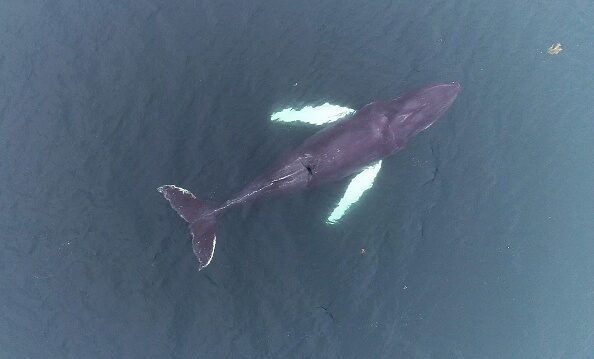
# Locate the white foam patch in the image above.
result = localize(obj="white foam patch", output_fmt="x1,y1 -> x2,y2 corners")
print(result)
326,160 -> 382,224
270,103 -> 355,125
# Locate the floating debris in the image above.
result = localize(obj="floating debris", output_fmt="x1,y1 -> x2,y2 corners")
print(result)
360,248 -> 366,256
547,43 -> 562,55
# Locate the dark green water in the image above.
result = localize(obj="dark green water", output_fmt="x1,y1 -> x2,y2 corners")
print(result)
1,0 -> 593,358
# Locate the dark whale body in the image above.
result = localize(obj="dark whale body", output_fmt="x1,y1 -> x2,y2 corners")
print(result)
159,82 -> 460,270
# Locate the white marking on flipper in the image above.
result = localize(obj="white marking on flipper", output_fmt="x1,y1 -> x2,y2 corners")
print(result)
326,160 -> 382,224
270,103 -> 355,125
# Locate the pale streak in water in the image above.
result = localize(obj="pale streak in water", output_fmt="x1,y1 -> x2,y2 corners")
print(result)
270,103 -> 383,224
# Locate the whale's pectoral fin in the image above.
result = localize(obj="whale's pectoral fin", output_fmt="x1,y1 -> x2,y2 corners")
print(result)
270,103 -> 355,126
326,160 -> 383,224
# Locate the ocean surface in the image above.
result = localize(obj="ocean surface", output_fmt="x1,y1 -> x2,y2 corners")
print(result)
1,0 -> 593,358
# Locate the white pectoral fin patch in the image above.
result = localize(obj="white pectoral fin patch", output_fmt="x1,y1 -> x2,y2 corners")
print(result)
326,160 -> 383,224
270,103 -> 355,126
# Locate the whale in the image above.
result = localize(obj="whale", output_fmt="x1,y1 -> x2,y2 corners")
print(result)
158,82 -> 461,270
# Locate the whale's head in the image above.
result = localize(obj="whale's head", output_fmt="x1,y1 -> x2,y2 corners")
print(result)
385,82 -> 460,145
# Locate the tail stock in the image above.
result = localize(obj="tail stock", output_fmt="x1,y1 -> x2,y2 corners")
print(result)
157,185 -> 217,270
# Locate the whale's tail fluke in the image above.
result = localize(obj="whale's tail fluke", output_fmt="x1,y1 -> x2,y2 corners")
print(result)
157,185 -> 217,270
